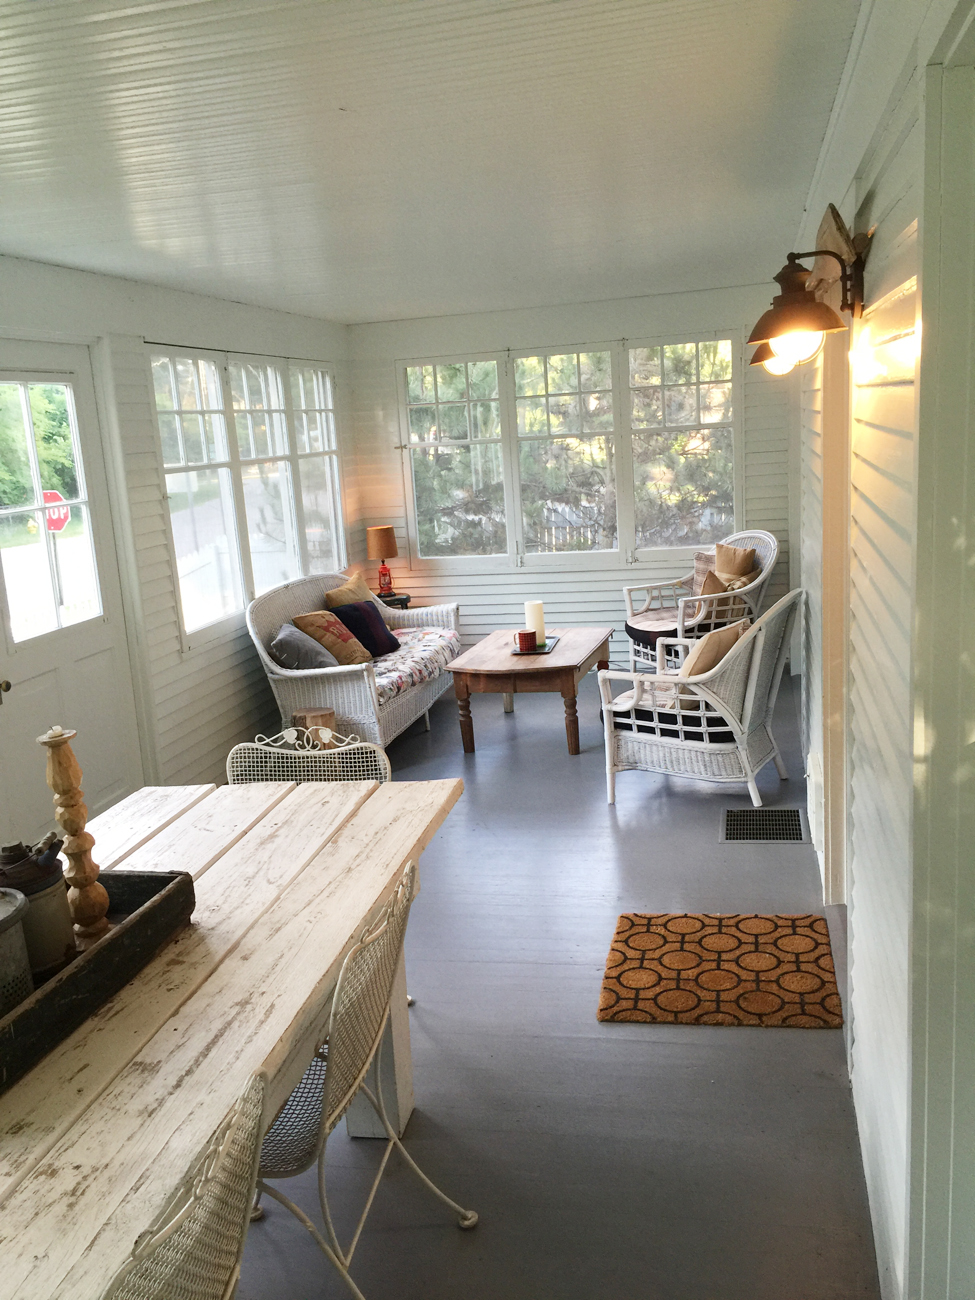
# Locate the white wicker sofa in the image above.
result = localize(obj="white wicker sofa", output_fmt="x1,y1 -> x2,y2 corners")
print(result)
247,573 -> 460,747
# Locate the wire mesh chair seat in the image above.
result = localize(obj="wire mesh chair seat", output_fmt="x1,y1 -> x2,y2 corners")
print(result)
600,589 -> 801,807
226,727 -> 391,786
254,862 -> 477,1300
101,1072 -> 266,1300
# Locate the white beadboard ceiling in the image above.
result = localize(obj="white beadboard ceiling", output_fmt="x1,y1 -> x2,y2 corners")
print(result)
0,0 -> 861,324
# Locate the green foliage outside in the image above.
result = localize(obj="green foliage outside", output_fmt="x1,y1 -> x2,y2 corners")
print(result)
412,445 -> 507,556
633,427 -> 734,547
520,437 -> 617,552
0,384 -> 82,546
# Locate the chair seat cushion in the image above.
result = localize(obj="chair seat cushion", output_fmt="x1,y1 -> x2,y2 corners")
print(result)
612,704 -> 735,745
624,610 -> 680,647
373,627 -> 462,705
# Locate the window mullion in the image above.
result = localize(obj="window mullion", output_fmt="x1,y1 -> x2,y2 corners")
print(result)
612,341 -> 635,563
498,354 -> 523,567
281,364 -> 310,576
220,357 -> 255,601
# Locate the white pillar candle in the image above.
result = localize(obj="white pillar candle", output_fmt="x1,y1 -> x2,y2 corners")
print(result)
525,600 -> 545,644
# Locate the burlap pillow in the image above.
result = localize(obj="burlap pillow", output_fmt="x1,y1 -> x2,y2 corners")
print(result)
293,609 -> 372,664
692,551 -> 716,596
700,570 -> 728,595
679,619 -> 751,678
324,572 -> 375,609
714,542 -> 756,577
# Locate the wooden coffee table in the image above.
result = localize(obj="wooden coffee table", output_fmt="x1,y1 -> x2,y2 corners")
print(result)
446,626 -> 613,755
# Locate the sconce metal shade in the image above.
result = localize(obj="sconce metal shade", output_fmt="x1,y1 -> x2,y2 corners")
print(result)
746,255 -> 848,346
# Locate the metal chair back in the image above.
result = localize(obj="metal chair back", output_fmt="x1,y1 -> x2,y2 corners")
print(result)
101,1073 -> 265,1300
226,728 -> 391,786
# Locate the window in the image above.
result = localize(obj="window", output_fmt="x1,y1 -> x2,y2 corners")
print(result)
150,351 -> 344,637
405,361 -> 506,557
401,338 -> 735,564
628,339 -> 734,548
0,381 -> 101,642
515,350 -> 615,553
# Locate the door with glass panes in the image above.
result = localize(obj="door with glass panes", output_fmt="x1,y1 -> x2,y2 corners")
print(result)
0,341 -> 142,843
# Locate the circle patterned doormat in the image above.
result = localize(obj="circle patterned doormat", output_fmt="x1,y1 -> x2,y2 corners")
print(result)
598,913 -> 843,1027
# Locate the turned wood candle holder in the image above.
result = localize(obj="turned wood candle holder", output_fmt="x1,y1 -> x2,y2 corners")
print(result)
36,725 -> 111,951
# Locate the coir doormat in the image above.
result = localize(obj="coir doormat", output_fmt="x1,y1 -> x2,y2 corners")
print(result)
598,913 -> 842,1027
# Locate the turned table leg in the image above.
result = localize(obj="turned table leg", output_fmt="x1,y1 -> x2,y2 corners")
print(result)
456,681 -> 475,753
562,692 -> 580,755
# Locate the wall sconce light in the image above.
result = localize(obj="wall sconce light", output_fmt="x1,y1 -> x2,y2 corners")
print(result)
748,207 -> 868,375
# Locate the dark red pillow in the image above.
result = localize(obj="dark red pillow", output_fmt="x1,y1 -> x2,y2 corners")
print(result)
331,600 -> 400,657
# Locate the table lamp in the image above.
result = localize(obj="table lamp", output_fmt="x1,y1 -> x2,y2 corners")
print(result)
366,525 -> 398,596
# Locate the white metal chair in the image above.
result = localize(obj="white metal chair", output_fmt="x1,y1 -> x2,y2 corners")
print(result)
101,1072 -> 266,1300
226,727 -> 391,786
600,589 -> 801,807
255,861 -> 477,1300
623,530 -> 779,672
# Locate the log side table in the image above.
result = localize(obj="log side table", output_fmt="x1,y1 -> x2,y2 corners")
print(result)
446,626 -> 613,755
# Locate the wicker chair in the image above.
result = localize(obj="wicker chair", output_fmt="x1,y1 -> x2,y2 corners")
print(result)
227,727 -> 391,785
101,1072 -> 265,1300
246,574 -> 460,747
623,530 -> 779,672
599,589 -> 801,807
255,861 -> 477,1300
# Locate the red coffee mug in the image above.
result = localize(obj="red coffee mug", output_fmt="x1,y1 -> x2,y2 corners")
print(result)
514,629 -> 537,652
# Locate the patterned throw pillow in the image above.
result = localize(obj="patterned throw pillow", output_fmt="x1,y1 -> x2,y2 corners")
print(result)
331,601 -> 400,657
692,551 -> 716,596
293,609 -> 372,665
324,571 -> 376,610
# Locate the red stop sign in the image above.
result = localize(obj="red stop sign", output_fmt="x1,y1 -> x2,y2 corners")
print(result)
43,490 -> 71,533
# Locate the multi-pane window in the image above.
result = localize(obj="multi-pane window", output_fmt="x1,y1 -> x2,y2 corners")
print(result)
629,340 -> 734,547
405,361 -> 506,557
151,352 -> 344,636
402,338 -> 735,563
514,351 -> 616,553
0,381 -> 101,642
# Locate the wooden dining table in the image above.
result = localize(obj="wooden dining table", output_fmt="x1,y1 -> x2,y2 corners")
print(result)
0,774 -> 462,1300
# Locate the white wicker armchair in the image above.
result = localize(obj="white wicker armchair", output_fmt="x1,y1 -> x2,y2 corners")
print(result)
623,530 -> 779,672
247,574 -> 459,747
600,589 -> 801,807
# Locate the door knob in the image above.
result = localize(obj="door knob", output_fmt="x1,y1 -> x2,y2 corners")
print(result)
0,681 -> 11,705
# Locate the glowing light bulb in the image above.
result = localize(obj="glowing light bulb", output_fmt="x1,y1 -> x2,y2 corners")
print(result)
761,353 -> 796,376
768,330 -> 825,365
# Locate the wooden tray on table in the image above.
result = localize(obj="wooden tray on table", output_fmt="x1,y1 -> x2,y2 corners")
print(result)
0,870 -> 195,1096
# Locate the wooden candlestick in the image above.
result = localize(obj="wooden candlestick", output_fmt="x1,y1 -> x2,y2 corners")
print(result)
36,725 -> 111,951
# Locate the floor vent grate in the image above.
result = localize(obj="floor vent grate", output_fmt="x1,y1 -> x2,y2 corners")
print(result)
722,808 -> 807,842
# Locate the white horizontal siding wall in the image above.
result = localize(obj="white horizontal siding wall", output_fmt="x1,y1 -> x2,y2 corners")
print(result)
351,287 -> 793,658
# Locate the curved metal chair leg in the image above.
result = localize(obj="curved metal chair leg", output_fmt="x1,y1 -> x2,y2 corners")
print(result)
358,1038 -> 478,1229
249,1188 -> 265,1221
257,1182 -> 369,1300
773,750 -> 788,779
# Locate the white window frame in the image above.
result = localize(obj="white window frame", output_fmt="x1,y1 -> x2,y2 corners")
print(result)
147,346 -> 347,652
396,331 -> 742,576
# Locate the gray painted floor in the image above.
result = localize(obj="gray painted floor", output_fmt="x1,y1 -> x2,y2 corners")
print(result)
239,673 -> 880,1299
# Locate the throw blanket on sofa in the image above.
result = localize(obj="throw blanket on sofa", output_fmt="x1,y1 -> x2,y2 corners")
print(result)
373,627 -> 462,706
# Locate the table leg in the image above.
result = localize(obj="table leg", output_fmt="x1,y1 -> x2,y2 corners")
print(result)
502,692 -> 514,713
456,682 -> 475,752
345,949 -> 414,1138
563,691 -> 580,755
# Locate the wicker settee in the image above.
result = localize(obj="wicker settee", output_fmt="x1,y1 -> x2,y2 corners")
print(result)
246,574 -> 460,747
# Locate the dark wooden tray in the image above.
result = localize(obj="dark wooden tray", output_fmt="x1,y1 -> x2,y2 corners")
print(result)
0,870 -> 195,1096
